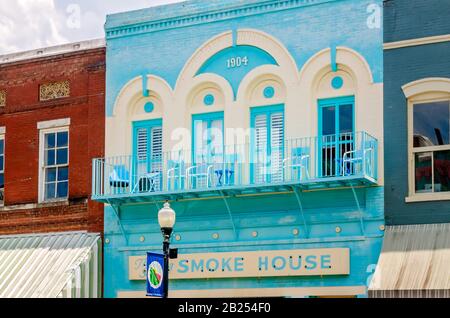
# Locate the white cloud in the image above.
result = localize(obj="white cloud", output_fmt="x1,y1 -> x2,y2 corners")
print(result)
0,0 -> 185,55
0,0 -> 68,54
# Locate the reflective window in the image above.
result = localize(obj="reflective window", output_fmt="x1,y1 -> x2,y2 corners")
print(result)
412,100 -> 450,194
43,130 -> 69,200
413,101 -> 449,147
0,138 -> 4,205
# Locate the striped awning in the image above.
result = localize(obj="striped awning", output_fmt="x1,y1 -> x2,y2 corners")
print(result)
369,223 -> 450,298
0,231 -> 102,298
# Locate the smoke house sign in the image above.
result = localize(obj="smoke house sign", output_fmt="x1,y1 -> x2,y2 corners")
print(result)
129,248 -> 350,280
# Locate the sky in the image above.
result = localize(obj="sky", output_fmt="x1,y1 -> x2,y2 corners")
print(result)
0,0 -> 185,55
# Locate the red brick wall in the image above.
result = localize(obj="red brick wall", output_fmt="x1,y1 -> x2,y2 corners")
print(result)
0,48 -> 105,235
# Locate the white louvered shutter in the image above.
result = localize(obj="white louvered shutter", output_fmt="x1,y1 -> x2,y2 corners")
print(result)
270,112 -> 284,183
254,114 -> 268,184
136,128 -> 148,176
151,126 -> 163,190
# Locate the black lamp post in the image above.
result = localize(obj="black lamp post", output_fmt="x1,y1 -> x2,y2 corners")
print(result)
158,201 -> 176,299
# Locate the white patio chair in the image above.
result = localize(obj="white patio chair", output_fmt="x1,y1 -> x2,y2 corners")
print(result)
342,148 -> 373,176
185,163 -> 214,190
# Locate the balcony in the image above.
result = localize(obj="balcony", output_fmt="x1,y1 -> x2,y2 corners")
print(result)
92,132 -> 378,204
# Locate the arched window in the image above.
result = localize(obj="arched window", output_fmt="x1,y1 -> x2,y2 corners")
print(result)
403,78 -> 450,202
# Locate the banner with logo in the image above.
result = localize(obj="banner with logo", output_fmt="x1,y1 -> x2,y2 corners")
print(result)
146,252 -> 165,298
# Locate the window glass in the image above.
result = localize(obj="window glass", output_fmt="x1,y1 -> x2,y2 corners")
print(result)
434,150 -> 450,192
322,106 -> 335,136
413,101 -> 450,147
415,152 -> 432,193
57,131 -> 68,147
0,138 -> 4,205
339,104 -> 353,134
43,131 -> 69,201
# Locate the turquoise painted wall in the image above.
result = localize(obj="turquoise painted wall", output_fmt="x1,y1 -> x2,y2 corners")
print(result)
104,187 -> 384,297
103,0 -> 384,298
105,0 -> 383,116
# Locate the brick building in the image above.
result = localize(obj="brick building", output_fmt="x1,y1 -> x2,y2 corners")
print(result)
0,39 -> 105,298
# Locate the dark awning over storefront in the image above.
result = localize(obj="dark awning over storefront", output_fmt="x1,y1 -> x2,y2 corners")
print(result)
369,223 -> 450,298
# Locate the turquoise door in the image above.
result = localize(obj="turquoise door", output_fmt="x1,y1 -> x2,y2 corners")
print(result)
318,96 -> 355,177
132,119 -> 163,191
192,112 -> 224,188
251,105 -> 284,184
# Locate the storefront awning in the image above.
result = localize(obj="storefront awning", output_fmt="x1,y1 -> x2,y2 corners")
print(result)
0,231 -> 102,298
369,223 -> 450,298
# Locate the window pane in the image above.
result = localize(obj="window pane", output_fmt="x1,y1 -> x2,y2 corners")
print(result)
46,168 -> 57,182
45,149 -> 55,166
0,140 -> 4,154
0,173 -> 4,188
45,183 -> 56,200
57,132 -> 68,147
322,106 -> 336,136
45,133 -> 56,149
0,155 -> 3,171
56,148 -> 68,165
415,152 -> 433,193
58,167 -> 69,181
414,101 -> 450,147
57,181 -> 68,198
434,150 -> 450,192
339,104 -> 353,134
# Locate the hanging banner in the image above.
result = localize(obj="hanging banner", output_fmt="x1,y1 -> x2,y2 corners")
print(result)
146,252 -> 165,298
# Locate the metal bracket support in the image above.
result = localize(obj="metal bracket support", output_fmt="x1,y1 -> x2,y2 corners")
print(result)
292,186 -> 309,238
350,183 -> 366,236
219,190 -> 238,239
107,200 -> 128,245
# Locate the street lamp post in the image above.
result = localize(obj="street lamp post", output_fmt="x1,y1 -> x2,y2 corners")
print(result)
158,201 -> 176,299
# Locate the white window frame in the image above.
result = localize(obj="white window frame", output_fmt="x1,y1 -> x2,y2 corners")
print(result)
404,78 -> 450,203
38,120 -> 70,203
0,130 -> 5,206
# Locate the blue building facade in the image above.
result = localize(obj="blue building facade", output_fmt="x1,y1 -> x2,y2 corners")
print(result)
95,0 -> 385,298
368,0 -> 450,298
383,0 -> 450,225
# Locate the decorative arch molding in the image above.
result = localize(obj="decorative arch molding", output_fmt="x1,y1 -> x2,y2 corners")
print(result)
112,75 -> 173,117
237,29 -> 300,84
175,29 -> 299,96
175,31 -> 233,91
183,73 -> 234,111
299,46 -> 374,93
402,77 -> 450,99
335,46 -> 374,84
236,64 -> 287,105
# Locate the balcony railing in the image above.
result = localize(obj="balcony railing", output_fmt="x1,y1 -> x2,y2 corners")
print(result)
92,132 -> 378,201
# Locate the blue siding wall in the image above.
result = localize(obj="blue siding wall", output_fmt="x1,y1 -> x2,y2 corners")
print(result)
384,0 -> 450,43
384,1 -> 450,225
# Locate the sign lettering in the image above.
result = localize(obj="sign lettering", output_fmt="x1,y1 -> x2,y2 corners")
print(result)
130,248 -> 350,280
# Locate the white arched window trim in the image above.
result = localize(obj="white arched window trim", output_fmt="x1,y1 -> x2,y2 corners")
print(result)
403,78 -> 450,203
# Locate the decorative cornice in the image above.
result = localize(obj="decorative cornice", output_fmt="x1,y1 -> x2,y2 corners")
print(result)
106,0 -> 335,40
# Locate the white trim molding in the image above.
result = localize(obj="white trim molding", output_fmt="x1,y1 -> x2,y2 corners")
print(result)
384,34 -> 450,50
402,77 -> 450,99
37,125 -> 70,203
0,126 -> 5,134
37,118 -> 71,130
404,80 -> 450,202
406,193 -> 450,203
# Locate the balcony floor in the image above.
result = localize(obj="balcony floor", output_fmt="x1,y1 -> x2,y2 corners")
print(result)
92,174 -> 377,205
